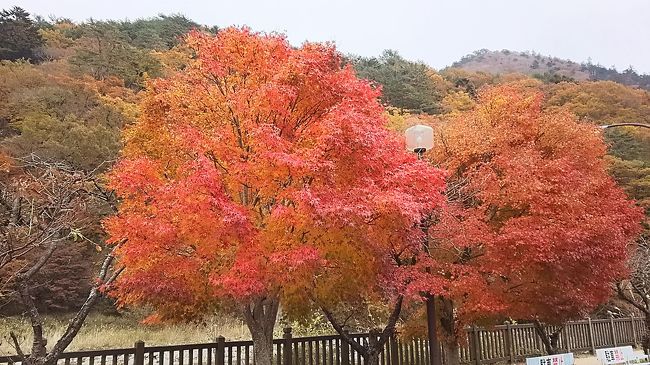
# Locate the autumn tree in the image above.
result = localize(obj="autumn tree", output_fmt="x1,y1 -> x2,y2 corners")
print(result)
544,81 -> 650,214
23,14 -> 202,64
0,44 -> 136,317
405,84 -> 642,362
438,68 -> 496,99
545,81 -> 650,127
105,28 -> 445,365
0,154 -> 121,365
37,20 -> 77,61
545,81 -> 650,328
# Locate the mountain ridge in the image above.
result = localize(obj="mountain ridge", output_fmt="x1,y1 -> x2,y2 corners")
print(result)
450,49 -> 650,90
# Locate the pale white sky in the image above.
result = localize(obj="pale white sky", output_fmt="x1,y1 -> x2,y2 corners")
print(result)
6,0 -> 650,73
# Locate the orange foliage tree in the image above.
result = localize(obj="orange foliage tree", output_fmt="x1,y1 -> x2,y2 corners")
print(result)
105,28 -> 445,365
404,84 -> 643,362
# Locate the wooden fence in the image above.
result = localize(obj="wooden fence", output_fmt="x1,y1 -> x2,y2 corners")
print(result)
1,317 -> 646,365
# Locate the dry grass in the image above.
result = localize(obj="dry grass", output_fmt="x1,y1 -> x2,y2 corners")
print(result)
0,311 -> 337,357
0,313 -> 251,356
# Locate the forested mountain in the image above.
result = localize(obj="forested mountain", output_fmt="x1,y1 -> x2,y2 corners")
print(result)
453,49 -> 650,89
0,7 -> 648,315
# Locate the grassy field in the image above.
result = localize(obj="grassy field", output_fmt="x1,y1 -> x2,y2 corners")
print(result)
0,313 -> 251,356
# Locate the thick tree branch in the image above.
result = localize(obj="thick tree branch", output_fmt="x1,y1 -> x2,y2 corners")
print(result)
45,246 -> 123,363
378,296 -> 403,346
616,281 -> 650,314
21,239 -> 60,280
319,304 -> 367,355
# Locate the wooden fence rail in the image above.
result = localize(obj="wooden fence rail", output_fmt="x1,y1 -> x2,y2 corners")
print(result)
1,317 -> 646,365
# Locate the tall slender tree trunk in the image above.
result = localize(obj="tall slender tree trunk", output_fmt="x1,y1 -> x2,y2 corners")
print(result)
16,278 -> 48,360
426,295 -> 442,365
241,296 -> 280,365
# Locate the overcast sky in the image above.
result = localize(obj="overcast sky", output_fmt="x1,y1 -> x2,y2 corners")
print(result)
7,0 -> 650,73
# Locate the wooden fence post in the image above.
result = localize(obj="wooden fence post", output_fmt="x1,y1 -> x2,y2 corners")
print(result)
588,318 -> 596,355
134,341 -> 145,365
632,315 -> 639,347
216,336 -> 226,365
505,323 -> 514,364
471,326 -> 481,365
341,331 -> 350,365
610,317 -> 618,347
283,327 -> 293,365
390,334 -> 400,365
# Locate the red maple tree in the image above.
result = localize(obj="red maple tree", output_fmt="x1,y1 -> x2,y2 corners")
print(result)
105,28 -> 445,365
404,84 -> 643,361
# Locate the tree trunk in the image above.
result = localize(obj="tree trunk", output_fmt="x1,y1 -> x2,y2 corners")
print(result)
251,333 -> 274,365
443,341 -> 461,365
17,280 -> 48,359
365,351 -> 380,365
241,296 -> 280,365
439,297 -> 461,365
8,248 -> 122,365
363,329 -> 382,365
533,320 -> 563,355
426,295 -> 442,365
642,317 -> 650,355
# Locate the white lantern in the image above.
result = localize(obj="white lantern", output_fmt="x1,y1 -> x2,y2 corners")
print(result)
405,124 -> 434,153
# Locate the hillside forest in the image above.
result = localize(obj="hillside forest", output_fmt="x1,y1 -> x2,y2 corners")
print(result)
0,5 -> 649,355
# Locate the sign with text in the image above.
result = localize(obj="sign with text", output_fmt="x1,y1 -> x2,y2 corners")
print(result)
596,346 -> 649,365
526,353 -> 575,365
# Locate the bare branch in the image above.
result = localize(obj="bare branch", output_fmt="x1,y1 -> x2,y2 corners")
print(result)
9,332 -> 26,361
